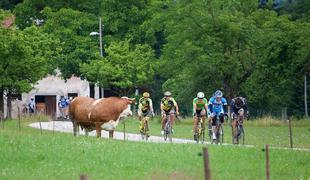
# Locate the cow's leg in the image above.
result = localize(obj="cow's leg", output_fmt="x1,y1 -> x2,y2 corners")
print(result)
95,123 -> 102,138
72,121 -> 78,136
109,130 -> 114,139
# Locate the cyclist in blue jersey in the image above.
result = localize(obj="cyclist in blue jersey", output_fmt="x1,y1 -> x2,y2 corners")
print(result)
58,95 -> 70,119
208,90 -> 227,140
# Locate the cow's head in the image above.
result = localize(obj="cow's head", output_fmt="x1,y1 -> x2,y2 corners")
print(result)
121,97 -> 136,105
120,105 -> 133,118
119,97 -> 136,118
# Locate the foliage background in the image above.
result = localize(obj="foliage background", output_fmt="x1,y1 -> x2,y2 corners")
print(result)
0,0 -> 309,117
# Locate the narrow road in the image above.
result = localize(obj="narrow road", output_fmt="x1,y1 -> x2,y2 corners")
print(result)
29,121 -> 196,144
29,121 -> 310,151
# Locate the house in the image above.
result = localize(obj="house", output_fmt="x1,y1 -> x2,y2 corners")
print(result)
3,74 -> 104,119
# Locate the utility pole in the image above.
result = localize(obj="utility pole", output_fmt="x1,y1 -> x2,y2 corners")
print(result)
99,17 -> 103,57
305,74 -> 308,118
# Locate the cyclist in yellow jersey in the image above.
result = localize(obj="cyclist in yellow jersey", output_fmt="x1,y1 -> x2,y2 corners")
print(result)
138,92 -> 154,132
192,92 -> 208,141
160,91 -> 179,135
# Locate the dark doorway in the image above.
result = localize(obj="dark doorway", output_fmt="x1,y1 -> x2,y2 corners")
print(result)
35,95 -> 56,119
68,93 -> 78,99
89,84 -> 95,98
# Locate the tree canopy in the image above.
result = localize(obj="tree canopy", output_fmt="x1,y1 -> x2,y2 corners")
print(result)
1,0 -> 309,117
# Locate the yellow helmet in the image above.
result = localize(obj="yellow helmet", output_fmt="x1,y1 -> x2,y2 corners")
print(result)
143,92 -> 150,98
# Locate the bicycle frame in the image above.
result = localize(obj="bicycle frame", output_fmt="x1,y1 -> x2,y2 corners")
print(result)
232,114 -> 245,144
210,114 -> 224,144
195,115 -> 205,143
164,114 -> 172,142
140,116 -> 150,141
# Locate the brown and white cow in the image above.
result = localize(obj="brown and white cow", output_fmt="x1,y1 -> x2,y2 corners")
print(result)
69,96 -> 96,136
69,96 -> 135,138
88,97 -> 135,138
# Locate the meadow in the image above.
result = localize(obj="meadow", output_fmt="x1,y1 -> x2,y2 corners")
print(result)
0,116 -> 309,179
118,116 -> 310,149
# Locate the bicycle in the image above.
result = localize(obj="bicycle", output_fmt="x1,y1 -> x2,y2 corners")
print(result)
232,114 -> 245,145
163,114 -> 173,142
194,115 -> 205,143
140,116 -> 150,141
209,114 -> 224,144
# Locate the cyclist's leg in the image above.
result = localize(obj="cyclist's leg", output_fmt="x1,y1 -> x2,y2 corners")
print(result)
169,110 -> 175,132
193,115 -> 198,133
201,109 -> 206,131
161,111 -> 168,134
219,113 -> 225,124
210,113 -> 217,139
238,108 -> 244,123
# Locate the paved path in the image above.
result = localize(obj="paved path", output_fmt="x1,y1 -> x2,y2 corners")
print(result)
29,121 -> 310,151
29,121 -> 197,144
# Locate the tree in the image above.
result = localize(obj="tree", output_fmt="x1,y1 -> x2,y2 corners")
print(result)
41,7 -> 98,79
80,40 -> 155,96
0,25 -> 58,119
13,0 -> 100,29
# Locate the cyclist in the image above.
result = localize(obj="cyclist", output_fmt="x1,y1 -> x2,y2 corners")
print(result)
193,92 -> 208,141
208,90 -> 227,140
160,91 -> 179,135
58,95 -> 70,119
230,96 -> 248,143
138,92 -> 154,133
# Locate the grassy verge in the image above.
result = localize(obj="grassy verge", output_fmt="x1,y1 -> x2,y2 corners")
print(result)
0,119 -> 309,179
117,116 -> 310,149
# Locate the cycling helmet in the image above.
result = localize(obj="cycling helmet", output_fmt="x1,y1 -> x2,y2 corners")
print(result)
214,90 -> 223,98
164,91 -> 172,96
235,97 -> 243,108
197,92 -> 205,99
142,92 -> 150,98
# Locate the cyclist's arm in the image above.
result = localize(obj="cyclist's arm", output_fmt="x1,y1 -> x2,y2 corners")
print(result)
149,99 -> 154,114
222,97 -> 228,114
193,100 -> 197,116
172,98 -> 179,114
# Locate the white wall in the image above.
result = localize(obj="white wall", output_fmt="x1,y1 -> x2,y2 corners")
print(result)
2,75 -> 92,119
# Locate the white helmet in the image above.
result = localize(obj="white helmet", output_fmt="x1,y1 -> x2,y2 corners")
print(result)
164,91 -> 172,96
197,92 -> 205,99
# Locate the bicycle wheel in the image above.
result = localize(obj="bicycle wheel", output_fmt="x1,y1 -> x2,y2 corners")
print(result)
201,126 -> 205,144
168,123 -> 172,142
220,125 -> 224,144
208,123 -> 212,143
238,125 -> 245,145
144,119 -> 149,141
195,120 -> 201,143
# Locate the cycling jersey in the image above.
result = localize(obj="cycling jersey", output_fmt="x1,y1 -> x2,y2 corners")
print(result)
230,97 -> 248,115
193,97 -> 208,110
58,97 -> 69,108
161,97 -> 177,112
139,97 -> 153,112
208,96 -> 227,115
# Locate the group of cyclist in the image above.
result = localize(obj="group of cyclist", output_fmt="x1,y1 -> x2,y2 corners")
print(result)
137,90 -> 248,142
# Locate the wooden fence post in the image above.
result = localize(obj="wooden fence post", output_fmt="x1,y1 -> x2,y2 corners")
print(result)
203,147 -> 211,180
18,106 -> 21,131
265,144 -> 270,180
0,111 -> 4,129
288,117 -> 293,148
123,121 -> 126,141
80,174 -> 88,180
39,114 -> 43,135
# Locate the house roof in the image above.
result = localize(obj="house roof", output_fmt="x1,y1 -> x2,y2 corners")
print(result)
2,16 -> 15,28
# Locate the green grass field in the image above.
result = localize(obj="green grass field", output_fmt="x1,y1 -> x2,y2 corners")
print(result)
0,117 -> 309,179
118,116 -> 310,149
